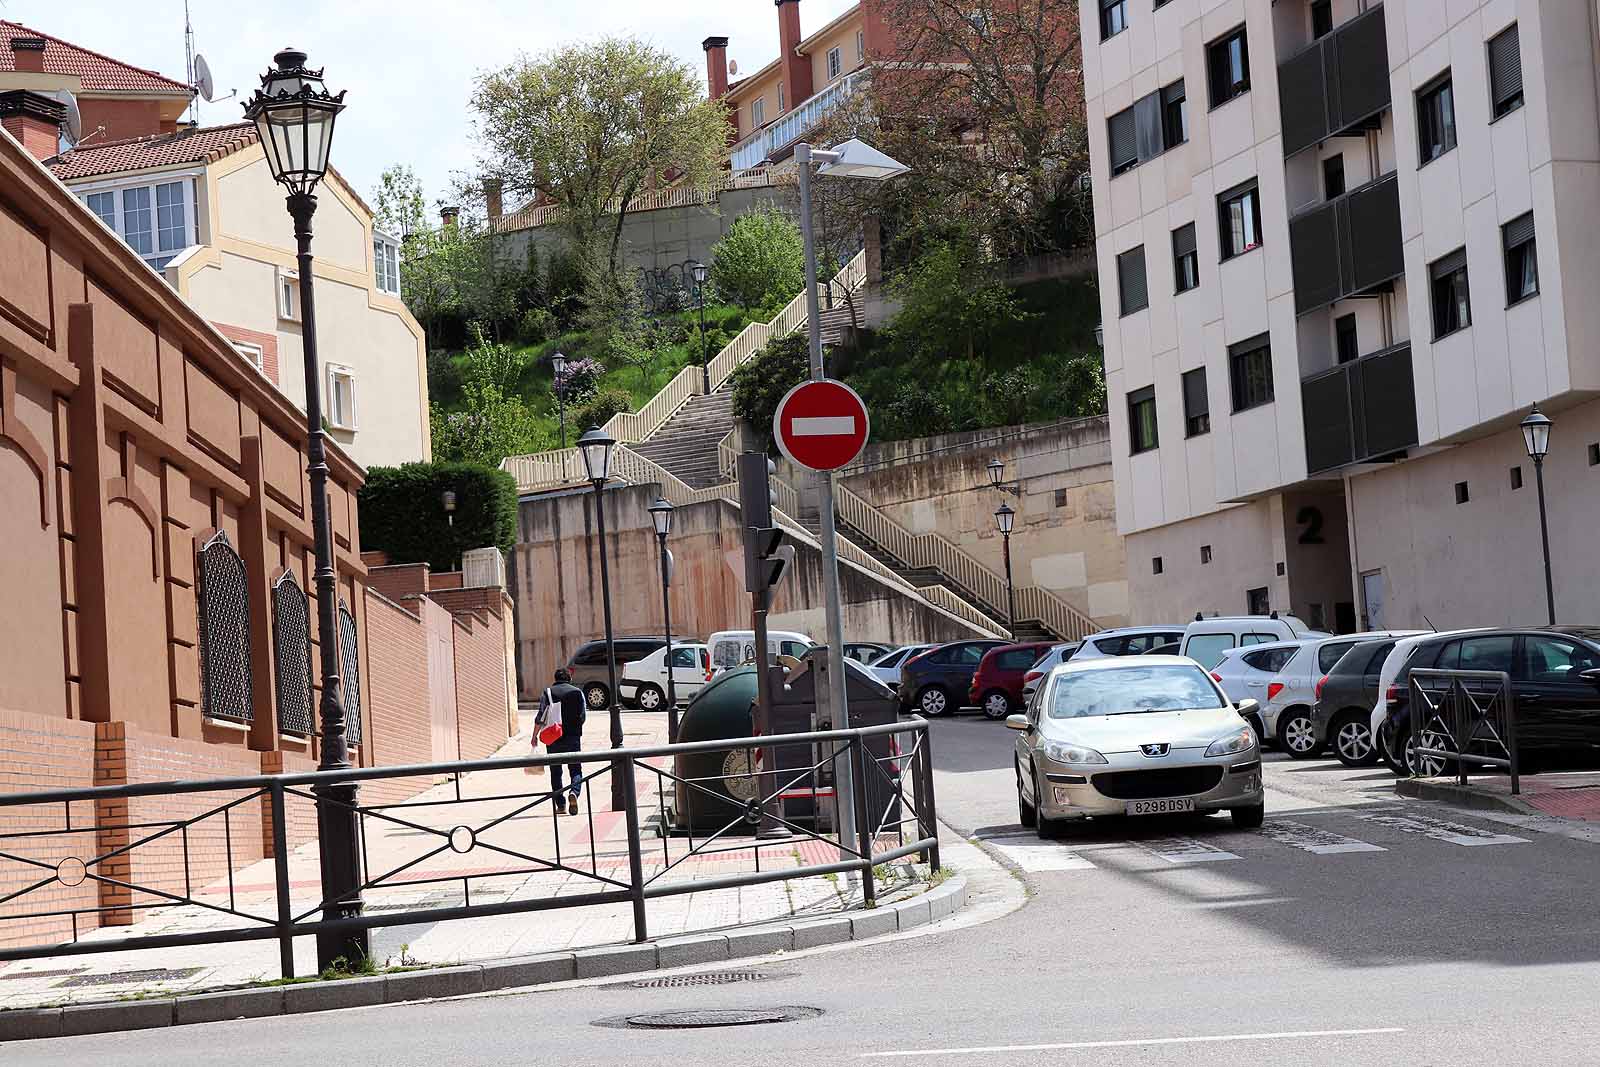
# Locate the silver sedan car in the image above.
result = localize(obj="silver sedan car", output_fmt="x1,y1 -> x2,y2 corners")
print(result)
1009,656 -> 1264,836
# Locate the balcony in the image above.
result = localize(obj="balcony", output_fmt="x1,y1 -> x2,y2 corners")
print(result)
1301,342 -> 1418,475
1289,172 -> 1403,315
1278,4 -> 1390,158
729,69 -> 868,173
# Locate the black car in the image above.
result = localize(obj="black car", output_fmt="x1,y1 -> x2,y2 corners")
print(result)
566,636 -> 669,710
899,640 -> 1008,717
1383,627 -> 1600,774
1310,637 -> 1399,767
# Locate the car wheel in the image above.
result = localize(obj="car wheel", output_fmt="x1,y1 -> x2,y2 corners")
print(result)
1399,725 -> 1455,778
583,682 -> 609,710
917,685 -> 951,717
1277,707 -> 1321,759
1330,712 -> 1378,767
1016,758 -> 1036,829
981,690 -> 1012,720
636,684 -> 664,711
1231,803 -> 1265,829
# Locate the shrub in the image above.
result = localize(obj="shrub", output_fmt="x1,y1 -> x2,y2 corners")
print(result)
710,207 -> 805,310
516,306 -> 557,346
554,356 -> 605,403
570,386 -> 632,430
359,462 -> 517,572
730,334 -> 810,450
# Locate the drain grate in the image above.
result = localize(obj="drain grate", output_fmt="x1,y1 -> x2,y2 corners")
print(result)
55,967 -> 203,988
0,967 -> 86,982
621,970 -> 781,989
621,1006 -> 821,1029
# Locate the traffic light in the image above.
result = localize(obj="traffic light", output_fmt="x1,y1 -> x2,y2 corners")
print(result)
745,526 -> 793,592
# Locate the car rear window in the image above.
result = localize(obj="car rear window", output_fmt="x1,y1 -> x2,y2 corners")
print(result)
570,643 -> 607,667
1317,641 -> 1357,673
1185,634 -> 1235,669
997,649 -> 1038,670
1242,646 -> 1295,673
1049,665 -> 1226,718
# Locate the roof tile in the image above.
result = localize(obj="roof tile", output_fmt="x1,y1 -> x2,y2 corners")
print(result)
47,122 -> 257,181
1,20 -> 192,96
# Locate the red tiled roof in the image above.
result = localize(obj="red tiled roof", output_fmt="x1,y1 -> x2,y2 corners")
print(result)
47,122 -> 257,181
1,20 -> 192,96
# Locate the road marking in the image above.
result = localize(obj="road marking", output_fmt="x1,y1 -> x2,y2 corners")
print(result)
1137,836 -> 1240,863
1257,820 -> 1386,855
1352,810 -> 1529,846
985,835 -> 1096,872
859,1026 -> 1405,1058
791,415 -> 856,436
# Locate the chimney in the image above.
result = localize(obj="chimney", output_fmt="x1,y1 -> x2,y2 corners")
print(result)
703,36 -> 730,101
483,179 -> 503,222
10,37 -> 46,75
774,0 -> 813,111
440,205 -> 459,229
0,90 -> 65,162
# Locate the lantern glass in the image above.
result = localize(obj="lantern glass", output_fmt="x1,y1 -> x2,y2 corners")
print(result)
987,458 -> 1005,487
577,425 -> 615,483
648,496 -> 674,537
440,490 -> 457,513
1520,407 -> 1552,460
243,48 -> 345,196
995,503 -> 1015,535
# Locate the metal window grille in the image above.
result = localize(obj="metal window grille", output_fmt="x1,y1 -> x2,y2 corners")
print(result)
196,530 -> 252,722
338,600 -> 363,746
272,571 -> 315,736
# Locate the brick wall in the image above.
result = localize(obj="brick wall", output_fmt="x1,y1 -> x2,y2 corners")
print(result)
362,590 -> 436,806
367,562 -> 430,604
451,609 -> 511,761
259,748 -> 319,856
0,710 -> 98,949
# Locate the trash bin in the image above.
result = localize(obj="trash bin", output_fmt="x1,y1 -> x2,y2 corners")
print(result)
668,666 -> 762,835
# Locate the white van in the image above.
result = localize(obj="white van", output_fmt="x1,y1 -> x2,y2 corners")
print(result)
706,629 -> 816,674
1179,614 -> 1328,670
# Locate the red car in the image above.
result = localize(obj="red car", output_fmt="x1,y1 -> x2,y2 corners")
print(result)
969,641 -> 1057,720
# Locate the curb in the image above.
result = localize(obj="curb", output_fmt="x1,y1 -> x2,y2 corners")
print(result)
1394,777 -> 1542,816
1,874 -> 967,1041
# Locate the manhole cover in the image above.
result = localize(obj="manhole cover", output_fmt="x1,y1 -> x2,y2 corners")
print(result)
623,1007 -> 820,1029
56,967 -> 203,988
621,970 -> 781,989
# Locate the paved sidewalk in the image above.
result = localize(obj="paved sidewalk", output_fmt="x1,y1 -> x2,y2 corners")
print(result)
1397,770 -> 1600,820
0,709 -> 930,1012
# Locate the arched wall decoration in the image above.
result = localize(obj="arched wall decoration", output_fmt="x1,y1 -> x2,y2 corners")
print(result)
337,599 -> 363,747
0,359 -> 50,528
271,569 -> 315,737
196,529 -> 252,723
104,434 -> 160,579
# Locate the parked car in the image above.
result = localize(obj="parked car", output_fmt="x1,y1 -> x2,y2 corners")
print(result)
619,643 -> 712,710
1265,631 -> 1419,759
867,644 -> 937,692
1311,637 -> 1405,767
566,636 -> 668,710
845,642 -> 894,665
1208,642 -> 1303,742
970,641 -> 1058,719
1143,641 -> 1181,656
1007,656 -> 1264,837
707,629 -> 815,675
1021,642 -> 1083,704
1369,629 -> 1488,771
1068,626 -> 1185,662
899,639 -> 1009,716
1179,614 -> 1328,670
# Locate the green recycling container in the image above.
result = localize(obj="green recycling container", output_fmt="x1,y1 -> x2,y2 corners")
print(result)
670,666 -> 760,834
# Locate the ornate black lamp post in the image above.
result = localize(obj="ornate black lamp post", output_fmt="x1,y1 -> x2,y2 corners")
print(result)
995,502 -> 1017,641
244,46 -> 365,970
578,426 -> 627,810
692,262 -> 710,394
552,351 -> 568,449
1520,405 -> 1556,625
647,497 -> 679,742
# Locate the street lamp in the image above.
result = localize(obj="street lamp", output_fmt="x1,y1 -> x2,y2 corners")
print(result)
995,503 -> 1017,641
1520,405 -> 1556,625
578,425 -> 627,810
244,46 -> 364,972
647,496 -> 680,743
987,458 -> 1004,488
691,262 -> 710,394
440,489 -> 457,527
551,351 -> 568,450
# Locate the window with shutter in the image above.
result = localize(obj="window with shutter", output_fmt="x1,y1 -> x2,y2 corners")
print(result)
1118,246 -> 1148,316
1161,80 -> 1187,149
1172,223 -> 1198,293
1128,386 -> 1158,454
1417,75 -> 1457,164
1228,335 -> 1275,412
1488,24 -> 1523,119
1108,80 -> 1186,178
1182,367 -> 1209,437
1429,248 -> 1471,338
1108,108 -> 1138,174
1502,212 -> 1537,304
1134,94 -> 1163,162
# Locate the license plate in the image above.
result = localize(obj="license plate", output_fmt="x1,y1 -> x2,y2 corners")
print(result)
1128,798 -> 1195,816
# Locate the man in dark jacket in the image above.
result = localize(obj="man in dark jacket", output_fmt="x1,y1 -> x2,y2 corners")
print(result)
541,668 -> 587,815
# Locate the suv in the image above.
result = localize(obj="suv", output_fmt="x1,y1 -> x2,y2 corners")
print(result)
969,641 -> 1057,719
1311,637 -> 1403,767
900,640 -> 1008,717
1068,626 -> 1185,661
566,636 -> 668,710
1179,614 -> 1327,670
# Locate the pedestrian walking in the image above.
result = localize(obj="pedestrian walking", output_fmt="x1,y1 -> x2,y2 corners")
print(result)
538,668 -> 587,816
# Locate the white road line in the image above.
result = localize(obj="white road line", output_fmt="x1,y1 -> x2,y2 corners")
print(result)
1352,810 -> 1530,847
1137,836 -> 1240,864
1257,820 -> 1386,855
859,1026 -> 1406,1058
791,415 -> 855,436
984,835 -> 1096,872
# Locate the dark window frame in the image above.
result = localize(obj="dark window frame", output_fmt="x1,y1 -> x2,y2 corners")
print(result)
1128,385 -> 1159,455
1502,212 -> 1538,306
1311,0 -> 1333,39
1100,0 -> 1128,40
1206,25 -> 1251,109
1118,244 -> 1149,316
1430,247 -> 1472,339
1228,334 -> 1275,413
1182,365 -> 1210,437
1323,154 -> 1346,199
1107,79 -> 1187,179
1217,179 -> 1263,260
1172,222 -> 1199,293
1335,313 -> 1359,364
1416,72 -> 1458,167
1488,23 -> 1524,121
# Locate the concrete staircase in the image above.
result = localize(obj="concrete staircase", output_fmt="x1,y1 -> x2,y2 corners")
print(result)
630,391 -> 736,489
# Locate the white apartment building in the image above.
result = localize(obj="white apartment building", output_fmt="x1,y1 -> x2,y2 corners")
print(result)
1084,0 -> 1600,631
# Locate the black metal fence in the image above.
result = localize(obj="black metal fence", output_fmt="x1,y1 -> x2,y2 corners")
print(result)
0,720 -> 937,979
1407,668 -> 1519,793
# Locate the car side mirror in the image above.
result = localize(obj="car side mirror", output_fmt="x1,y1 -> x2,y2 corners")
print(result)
1235,698 -> 1259,716
1005,714 -> 1029,731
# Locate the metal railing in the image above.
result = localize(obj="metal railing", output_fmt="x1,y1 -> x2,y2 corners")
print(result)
0,721 -> 938,978
730,70 -> 869,172
1406,668 -> 1519,792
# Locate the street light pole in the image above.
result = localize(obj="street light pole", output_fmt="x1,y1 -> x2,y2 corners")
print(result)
245,47 -> 366,970
578,426 -> 627,811
552,351 -> 568,450
996,503 -> 1017,641
693,263 -> 711,395
1520,406 -> 1556,625
648,497 -> 679,743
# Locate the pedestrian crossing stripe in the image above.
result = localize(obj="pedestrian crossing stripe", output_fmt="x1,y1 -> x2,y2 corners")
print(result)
1257,820 -> 1386,855
986,834 -> 1096,872
1137,837 -> 1240,864
1350,810 -> 1529,847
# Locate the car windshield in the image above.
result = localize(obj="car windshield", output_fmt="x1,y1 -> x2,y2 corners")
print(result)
1048,665 -> 1226,718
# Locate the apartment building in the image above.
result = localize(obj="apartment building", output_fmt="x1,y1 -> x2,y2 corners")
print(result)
1085,0 -> 1600,630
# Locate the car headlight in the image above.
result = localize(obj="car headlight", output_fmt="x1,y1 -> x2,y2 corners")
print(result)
1044,740 -> 1109,765
1205,726 -> 1257,757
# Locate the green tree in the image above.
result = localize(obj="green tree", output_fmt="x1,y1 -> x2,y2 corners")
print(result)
709,207 -> 805,311
428,329 -> 540,465
730,334 -> 811,450
884,236 -> 1027,361
373,164 -> 427,239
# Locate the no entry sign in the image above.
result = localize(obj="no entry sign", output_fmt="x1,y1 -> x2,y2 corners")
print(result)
773,379 -> 870,472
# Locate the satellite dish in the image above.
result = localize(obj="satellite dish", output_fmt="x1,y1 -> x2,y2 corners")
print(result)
49,90 -> 83,144
194,54 -> 216,102
728,59 -> 739,75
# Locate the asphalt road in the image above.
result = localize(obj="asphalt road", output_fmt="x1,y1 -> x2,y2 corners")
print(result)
15,714 -> 1600,1065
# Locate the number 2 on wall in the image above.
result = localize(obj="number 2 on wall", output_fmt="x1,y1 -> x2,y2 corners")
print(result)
1296,506 -> 1325,545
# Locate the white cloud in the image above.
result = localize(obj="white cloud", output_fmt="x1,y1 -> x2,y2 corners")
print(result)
12,0 -> 855,213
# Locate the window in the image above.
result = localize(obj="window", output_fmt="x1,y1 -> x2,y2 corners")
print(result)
374,235 -> 401,295
1318,642 -> 1357,672
1488,23 -> 1523,119
1117,245 -> 1148,316
1521,636 -> 1600,682
1172,223 -> 1198,293
1161,80 -> 1187,148
327,365 -> 357,430
1502,212 -> 1537,304
1510,466 -> 1523,490
1217,180 -> 1262,259
78,179 -> 193,274
1207,26 -> 1250,107
156,182 -> 184,255
778,82 -> 785,111
122,186 -> 152,256
857,30 -> 865,61
1186,635 -> 1235,670
1454,480 -> 1470,504
1107,80 -> 1186,177
1054,488 -> 1068,507
279,271 -> 298,321
1590,443 -> 1599,466
1417,75 -> 1457,165
86,190 -> 115,229
196,531 -> 253,723
1182,366 -> 1209,437
1243,646 -> 1296,673
1442,634 -> 1516,674
998,648 -> 1039,670
669,647 -> 699,669
751,97 -> 766,127
1335,313 -> 1358,364
1311,0 -> 1333,39
826,46 -> 842,80
1100,0 -> 1127,40
1152,556 -> 1164,575
1246,587 -> 1270,615
233,341 -> 263,370
1323,154 -> 1345,199
1128,386 -> 1157,454
1430,248 -> 1471,338
1200,544 -> 1213,565
1228,334 -> 1275,412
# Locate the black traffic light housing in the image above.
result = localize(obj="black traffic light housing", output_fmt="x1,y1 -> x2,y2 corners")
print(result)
745,526 -> 790,591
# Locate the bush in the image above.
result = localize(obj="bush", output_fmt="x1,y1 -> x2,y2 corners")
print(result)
516,306 -> 557,346
359,462 -> 517,572
570,386 -> 632,430
730,334 -> 810,450
710,207 -> 805,310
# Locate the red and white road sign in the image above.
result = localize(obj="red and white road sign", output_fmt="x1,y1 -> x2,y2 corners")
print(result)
773,379 -> 870,472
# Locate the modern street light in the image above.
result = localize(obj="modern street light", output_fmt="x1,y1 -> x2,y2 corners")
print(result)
692,262 -> 711,394
244,46 -> 364,971
995,503 -> 1017,641
578,425 -> 627,811
551,351 -> 568,450
647,496 -> 680,743
1520,405 -> 1556,625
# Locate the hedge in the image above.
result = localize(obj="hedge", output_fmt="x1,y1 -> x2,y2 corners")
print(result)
358,462 -> 517,572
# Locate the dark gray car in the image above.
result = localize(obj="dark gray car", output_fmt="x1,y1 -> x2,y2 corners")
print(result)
566,637 -> 668,710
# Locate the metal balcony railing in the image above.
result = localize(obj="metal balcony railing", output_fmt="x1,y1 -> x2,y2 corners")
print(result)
730,70 -> 868,173
1300,341 -> 1418,474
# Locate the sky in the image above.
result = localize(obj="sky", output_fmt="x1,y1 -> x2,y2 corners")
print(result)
5,0 -> 855,214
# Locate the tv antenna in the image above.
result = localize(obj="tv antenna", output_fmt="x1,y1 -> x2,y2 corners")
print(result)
184,2 -> 235,124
